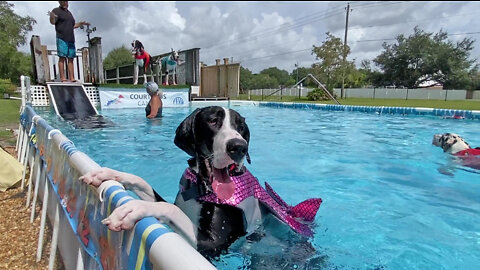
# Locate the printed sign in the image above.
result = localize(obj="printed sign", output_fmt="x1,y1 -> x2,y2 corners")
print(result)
99,88 -> 190,109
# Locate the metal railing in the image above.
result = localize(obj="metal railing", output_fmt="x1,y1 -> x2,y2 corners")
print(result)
17,76 -> 215,270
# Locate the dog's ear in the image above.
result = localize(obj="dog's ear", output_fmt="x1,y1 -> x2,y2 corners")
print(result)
442,136 -> 457,152
245,126 -> 251,164
174,108 -> 201,156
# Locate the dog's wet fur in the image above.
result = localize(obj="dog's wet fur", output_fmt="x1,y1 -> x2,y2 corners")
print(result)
173,106 -> 252,257
432,133 -> 471,154
172,106 -> 322,265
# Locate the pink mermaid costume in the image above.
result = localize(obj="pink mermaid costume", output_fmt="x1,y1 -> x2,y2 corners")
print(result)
180,167 -> 322,237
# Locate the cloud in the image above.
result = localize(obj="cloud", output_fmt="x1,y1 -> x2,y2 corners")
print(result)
10,1 -> 480,74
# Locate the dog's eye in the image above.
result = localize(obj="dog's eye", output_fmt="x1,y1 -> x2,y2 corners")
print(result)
236,124 -> 244,132
208,118 -> 218,126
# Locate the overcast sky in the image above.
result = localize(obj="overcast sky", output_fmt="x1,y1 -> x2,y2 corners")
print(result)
11,1 -> 480,74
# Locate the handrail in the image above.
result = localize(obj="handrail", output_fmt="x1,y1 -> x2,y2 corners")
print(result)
17,79 -> 215,269
263,87 -> 284,99
293,74 -> 341,105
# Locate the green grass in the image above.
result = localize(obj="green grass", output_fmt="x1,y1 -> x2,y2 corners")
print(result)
98,83 -> 190,89
235,95 -> 480,110
0,99 -> 21,147
0,99 -> 21,125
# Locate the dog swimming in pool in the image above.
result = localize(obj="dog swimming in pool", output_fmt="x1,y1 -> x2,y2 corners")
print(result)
80,106 -> 323,263
432,133 -> 480,172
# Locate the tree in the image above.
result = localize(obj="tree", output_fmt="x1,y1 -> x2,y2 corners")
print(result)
250,73 -> 278,89
311,32 -> 355,91
374,26 -> 477,89
239,66 -> 254,92
260,67 -> 291,86
103,45 -> 134,69
291,66 -> 316,87
0,1 -> 36,83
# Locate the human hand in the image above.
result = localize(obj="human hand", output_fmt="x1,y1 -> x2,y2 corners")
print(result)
48,11 -> 58,23
79,167 -> 121,187
47,11 -> 57,17
101,200 -> 155,231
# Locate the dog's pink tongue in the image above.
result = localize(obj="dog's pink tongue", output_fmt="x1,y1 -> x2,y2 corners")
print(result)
212,167 -> 235,200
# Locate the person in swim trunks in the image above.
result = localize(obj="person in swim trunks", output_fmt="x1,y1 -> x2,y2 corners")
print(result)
145,81 -> 163,119
49,1 -> 89,82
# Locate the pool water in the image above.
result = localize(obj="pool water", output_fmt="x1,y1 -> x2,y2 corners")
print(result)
37,105 -> 480,269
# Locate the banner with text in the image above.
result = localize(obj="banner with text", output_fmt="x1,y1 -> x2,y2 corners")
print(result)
99,88 -> 190,109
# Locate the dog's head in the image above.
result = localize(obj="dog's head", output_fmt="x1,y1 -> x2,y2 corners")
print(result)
131,40 -> 143,53
171,48 -> 179,61
174,106 -> 251,182
432,133 -> 471,154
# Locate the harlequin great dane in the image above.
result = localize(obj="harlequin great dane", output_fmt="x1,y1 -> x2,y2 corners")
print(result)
131,39 -> 153,85
432,133 -> 480,170
158,48 -> 183,85
80,106 -> 322,259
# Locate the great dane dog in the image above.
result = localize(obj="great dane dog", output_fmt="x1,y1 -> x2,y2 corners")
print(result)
131,40 -> 153,85
158,48 -> 183,85
432,133 -> 480,171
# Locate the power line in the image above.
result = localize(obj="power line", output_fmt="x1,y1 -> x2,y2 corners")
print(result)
202,7 -> 345,52
349,1 -> 406,10
204,1 -> 413,65
349,11 -> 480,31
213,2 -> 479,69
238,48 -> 312,63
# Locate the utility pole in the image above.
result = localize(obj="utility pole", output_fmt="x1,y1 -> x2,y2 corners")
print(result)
341,3 -> 351,99
295,62 -> 299,83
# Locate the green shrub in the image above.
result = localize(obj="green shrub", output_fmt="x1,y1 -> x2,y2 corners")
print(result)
0,79 -> 17,97
307,88 -> 336,101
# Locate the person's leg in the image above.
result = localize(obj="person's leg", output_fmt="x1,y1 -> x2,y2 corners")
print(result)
58,57 -> 67,82
56,38 -> 69,82
66,42 -> 77,82
67,58 -> 75,82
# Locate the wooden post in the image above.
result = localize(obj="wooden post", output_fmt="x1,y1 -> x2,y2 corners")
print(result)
40,45 -> 51,82
224,58 -> 229,98
30,35 -> 48,84
116,67 -> 120,84
81,47 -> 90,83
88,37 -> 105,84
76,54 -> 81,81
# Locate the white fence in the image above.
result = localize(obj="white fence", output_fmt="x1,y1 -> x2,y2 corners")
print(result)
247,87 -> 480,100
333,88 -> 480,100
247,87 -> 314,98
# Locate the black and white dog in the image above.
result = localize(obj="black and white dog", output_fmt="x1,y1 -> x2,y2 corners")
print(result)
81,106 -> 321,261
172,106 -> 321,258
433,133 -> 480,171
131,39 -> 153,85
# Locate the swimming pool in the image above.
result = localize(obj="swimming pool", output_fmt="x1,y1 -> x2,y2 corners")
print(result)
37,104 -> 480,269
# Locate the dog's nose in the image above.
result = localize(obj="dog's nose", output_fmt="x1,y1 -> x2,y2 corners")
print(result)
226,138 -> 248,162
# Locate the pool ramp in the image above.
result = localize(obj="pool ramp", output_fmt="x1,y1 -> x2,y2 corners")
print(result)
46,82 -> 114,129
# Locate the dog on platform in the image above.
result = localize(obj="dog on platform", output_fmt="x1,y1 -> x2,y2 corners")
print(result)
432,133 -> 480,171
131,40 -> 153,85
80,106 -> 322,260
158,48 -> 183,85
